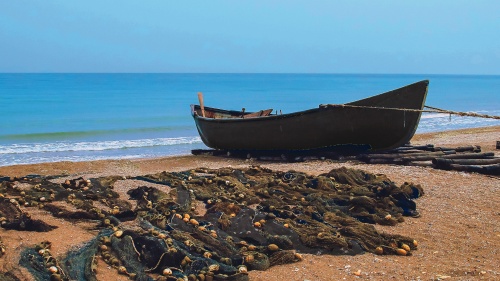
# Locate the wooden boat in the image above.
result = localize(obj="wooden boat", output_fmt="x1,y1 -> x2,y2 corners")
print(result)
190,80 -> 429,152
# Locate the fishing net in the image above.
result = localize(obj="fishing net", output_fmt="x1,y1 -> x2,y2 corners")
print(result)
0,166 -> 423,280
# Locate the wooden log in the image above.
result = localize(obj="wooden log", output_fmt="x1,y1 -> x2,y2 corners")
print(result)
439,152 -> 495,160
191,149 -> 214,156
406,161 -> 434,167
446,164 -> 484,173
258,156 -> 285,161
447,163 -> 500,175
226,150 -> 252,158
462,145 -> 481,152
359,150 -> 452,160
432,145 -> 481,152
191,149 -> 231,156
433,158 -> 500,168
400,151 -> 457,162
483,164 -> 500,175
385,149 -> 429,154
366,158 -> 403,164
401,155 -> 441,162
400,144 -> 434,150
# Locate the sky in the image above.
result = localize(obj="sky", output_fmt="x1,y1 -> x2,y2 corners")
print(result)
1,1 -> 499,74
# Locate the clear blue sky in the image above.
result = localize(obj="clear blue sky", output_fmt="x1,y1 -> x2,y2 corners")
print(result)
1,1 -> 499,74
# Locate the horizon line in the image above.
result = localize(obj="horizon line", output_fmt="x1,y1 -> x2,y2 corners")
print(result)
1,72 -> 500,76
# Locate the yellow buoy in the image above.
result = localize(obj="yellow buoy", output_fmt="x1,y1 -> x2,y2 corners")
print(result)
401,243 -> 411,252
396,248 -> 407,256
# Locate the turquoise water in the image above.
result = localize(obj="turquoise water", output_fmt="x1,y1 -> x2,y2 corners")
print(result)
1,74 -> 499,166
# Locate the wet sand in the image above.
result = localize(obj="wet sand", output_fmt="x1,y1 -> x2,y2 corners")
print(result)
1,126 -> 499,280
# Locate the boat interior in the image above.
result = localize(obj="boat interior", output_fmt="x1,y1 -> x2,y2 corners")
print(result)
194,107 -> 275,119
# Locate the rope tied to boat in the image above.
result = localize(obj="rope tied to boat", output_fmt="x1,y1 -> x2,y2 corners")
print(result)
320,104 -> 500,120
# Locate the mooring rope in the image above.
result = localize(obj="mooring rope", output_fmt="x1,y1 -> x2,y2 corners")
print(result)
319,104 -> 500,120
423,105 -> 500,120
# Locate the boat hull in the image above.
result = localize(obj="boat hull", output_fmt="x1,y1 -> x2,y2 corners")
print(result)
191,80 -> 429,152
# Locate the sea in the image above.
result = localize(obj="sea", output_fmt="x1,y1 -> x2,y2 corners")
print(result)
1,74 -> 499,167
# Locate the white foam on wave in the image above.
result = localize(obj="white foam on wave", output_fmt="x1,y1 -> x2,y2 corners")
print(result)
0,136 -> 202,154
1,154 -> 146,167
418,111 -> 500,133
420,113 -> 449,119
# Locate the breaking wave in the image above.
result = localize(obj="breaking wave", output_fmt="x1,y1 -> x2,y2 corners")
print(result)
0,136 -> 202,155
417,110 -> 500,133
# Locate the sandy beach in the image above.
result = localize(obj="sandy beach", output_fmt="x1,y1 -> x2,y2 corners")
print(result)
1,126 -> 499,281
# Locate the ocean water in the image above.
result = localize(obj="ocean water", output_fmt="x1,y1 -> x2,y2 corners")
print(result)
1,74 -> 499,166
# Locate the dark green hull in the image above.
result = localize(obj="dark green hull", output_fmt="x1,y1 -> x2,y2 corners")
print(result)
191,80 -> 429,152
